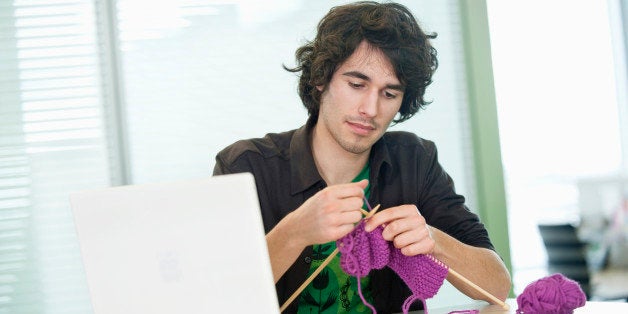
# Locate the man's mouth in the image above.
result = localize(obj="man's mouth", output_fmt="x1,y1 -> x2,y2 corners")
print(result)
347,121 -> 375,135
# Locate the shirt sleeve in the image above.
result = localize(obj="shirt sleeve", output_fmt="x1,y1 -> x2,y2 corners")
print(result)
418,141 -> 495,251
212,153 -> 231,175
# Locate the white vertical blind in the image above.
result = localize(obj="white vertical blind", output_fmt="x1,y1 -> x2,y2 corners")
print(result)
611,0 -> 628,171
0,0 -> 115,312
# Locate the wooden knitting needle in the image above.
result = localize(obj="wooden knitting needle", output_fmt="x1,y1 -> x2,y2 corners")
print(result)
364,204 -> 381,219
279,204 -> 381,312
279,249 -> 337,312
447,267 -> 510,310
360,208 -> 370,216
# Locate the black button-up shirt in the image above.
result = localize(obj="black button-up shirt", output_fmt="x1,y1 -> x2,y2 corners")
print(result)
213,121 -> 494,313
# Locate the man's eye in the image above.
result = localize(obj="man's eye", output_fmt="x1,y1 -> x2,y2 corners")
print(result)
349,82 -> 363,89
385,91 -> 397,99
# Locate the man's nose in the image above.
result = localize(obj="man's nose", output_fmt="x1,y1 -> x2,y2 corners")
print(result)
358,89 -> 379,117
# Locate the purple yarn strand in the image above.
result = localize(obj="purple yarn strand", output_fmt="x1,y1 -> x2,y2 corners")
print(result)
402,295 -> 422,314
363,196 -> 373,212
356,276 -> 377,313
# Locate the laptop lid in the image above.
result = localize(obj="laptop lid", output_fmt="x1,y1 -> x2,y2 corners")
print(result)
69,172 -> 279,313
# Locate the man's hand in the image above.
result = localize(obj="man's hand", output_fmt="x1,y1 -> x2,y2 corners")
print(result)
363,204 -> 434,256
288,179 -> 368,247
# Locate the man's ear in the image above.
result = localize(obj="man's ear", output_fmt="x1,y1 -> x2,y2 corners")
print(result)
316,85 -> 325,92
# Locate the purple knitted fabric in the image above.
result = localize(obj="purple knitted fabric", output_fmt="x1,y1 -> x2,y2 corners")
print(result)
337,220 -> 449,314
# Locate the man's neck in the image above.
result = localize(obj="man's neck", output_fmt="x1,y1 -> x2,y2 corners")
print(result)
311,124 -> 371,186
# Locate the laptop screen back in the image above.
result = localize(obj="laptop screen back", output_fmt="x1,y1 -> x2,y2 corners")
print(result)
70,173 -> 278,313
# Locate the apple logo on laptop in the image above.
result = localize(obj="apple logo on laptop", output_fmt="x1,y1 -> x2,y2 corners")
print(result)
157,250 -> 183,283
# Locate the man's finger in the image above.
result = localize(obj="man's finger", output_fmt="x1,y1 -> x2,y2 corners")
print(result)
364,205 -> 418,232
364,208 -> 398,231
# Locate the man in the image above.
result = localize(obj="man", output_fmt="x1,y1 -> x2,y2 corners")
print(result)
213,1 -> 511,313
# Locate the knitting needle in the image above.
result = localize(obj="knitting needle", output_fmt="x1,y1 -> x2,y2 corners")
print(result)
446,267 -> 510,310
360,196 -> 374,217
279,249 -> 336,312
279,204 -> 381,312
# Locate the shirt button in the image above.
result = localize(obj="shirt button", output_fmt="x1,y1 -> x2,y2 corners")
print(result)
304,256 -> 312,264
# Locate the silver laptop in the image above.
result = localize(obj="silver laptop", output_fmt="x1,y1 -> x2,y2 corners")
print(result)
70,173 -> 279,313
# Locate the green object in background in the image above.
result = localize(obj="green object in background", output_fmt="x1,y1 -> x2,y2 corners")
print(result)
459,0 -> 513,296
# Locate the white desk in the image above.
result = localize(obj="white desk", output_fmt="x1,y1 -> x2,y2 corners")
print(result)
410,298 -> 628,313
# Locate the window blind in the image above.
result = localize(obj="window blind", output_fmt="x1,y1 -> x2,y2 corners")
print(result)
0,0 -> 116,312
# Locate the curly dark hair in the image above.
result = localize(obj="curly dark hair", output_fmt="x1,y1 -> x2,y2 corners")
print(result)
285,1 -> 438,124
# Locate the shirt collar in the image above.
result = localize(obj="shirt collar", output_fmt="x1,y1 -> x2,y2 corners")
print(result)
370,133 -> 393,183
289,120 -> 322,195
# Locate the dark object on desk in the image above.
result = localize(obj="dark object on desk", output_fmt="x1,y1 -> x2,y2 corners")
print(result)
538,223 -> 591,298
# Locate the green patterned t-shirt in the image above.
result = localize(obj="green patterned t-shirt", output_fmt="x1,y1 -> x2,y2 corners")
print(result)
296,164 -> 372,313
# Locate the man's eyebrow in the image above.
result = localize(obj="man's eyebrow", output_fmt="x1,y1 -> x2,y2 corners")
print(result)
342,71 -> 370,81
341,71 -> 405,91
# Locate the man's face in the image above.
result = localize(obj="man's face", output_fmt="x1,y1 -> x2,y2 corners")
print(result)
316,41 -> 404,155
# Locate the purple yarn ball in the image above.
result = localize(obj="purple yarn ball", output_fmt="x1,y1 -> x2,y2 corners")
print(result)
516,273 -> 587,314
